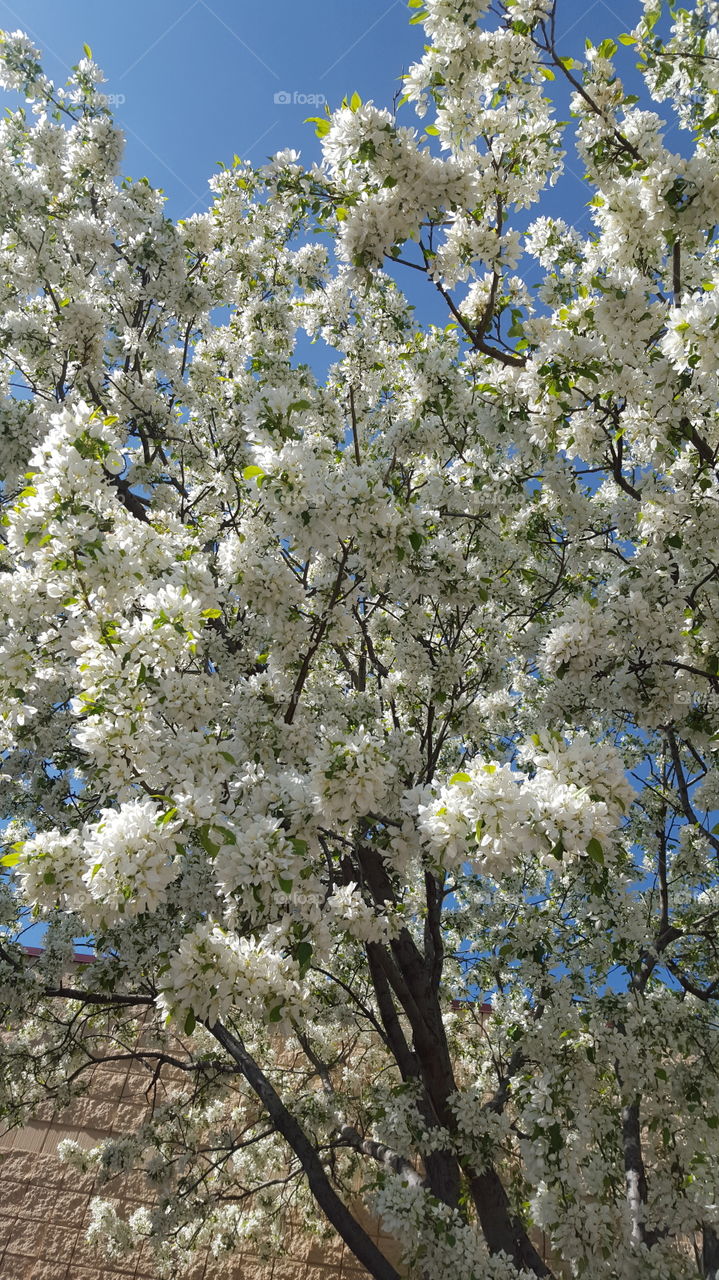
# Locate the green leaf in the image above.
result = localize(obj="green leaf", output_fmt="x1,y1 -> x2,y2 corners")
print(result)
268,1004 -> 283,1023
350,92 -> 362,111
295,940 -> 313,975
598,38 -> 617,58
278,875 -> 293,893
587,837 -> 604,863
699,109 -> 719,133
243,464 -> 264,480
306,116 -> 331,138
546,1121 -> 563,1154
156,806 -> 178,826
184,1009 -> 196,1036
450,771 -> 471,784
198,824 -> 221,857
201,607 -> 222,619
618,33 -> 635,44
644,7 -> 660,31
408,530 -> 423,552
83,42 -> 92,59
0,851 -> 20,868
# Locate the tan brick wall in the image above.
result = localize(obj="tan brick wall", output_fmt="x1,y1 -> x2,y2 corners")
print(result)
0,1059 -> 401,1280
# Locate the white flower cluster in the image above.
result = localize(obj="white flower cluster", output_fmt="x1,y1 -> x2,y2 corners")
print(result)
662,287 -> 719,376
0,29 -> 45,93
325,882 -> 395,945
372,1177 -> 528,1280
521,731 -> 635,820
18,799 -> 181,925
157,922 -> 306,1029
418,736 -> 631,874
322,102 -> 476,269
83,799 -> 182,922
310,726 -> 394,825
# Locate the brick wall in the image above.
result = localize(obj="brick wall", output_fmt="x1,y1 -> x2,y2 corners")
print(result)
0,1057 -> 401,1280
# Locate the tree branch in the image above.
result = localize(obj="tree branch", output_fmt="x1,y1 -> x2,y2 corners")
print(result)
211,1020 -> 402,1280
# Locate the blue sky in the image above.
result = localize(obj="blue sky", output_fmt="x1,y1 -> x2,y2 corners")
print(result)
0,0 -> 670,354
1,0 -> 658,229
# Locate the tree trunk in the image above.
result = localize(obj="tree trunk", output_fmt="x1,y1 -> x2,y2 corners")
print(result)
367,939 -> 554,1277
703,1223 -> 719,1279
468,1168 -> 552,1277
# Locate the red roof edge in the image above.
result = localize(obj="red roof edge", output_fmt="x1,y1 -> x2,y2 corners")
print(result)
22,945 -> 95,964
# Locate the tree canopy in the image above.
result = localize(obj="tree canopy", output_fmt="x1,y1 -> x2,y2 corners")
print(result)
1,2 -> 719,1276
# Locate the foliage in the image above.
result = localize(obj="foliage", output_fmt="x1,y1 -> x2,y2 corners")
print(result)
1,2 -> 719,1276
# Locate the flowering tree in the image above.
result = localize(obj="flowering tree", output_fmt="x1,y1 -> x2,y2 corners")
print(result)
1,1 -> 719,1275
